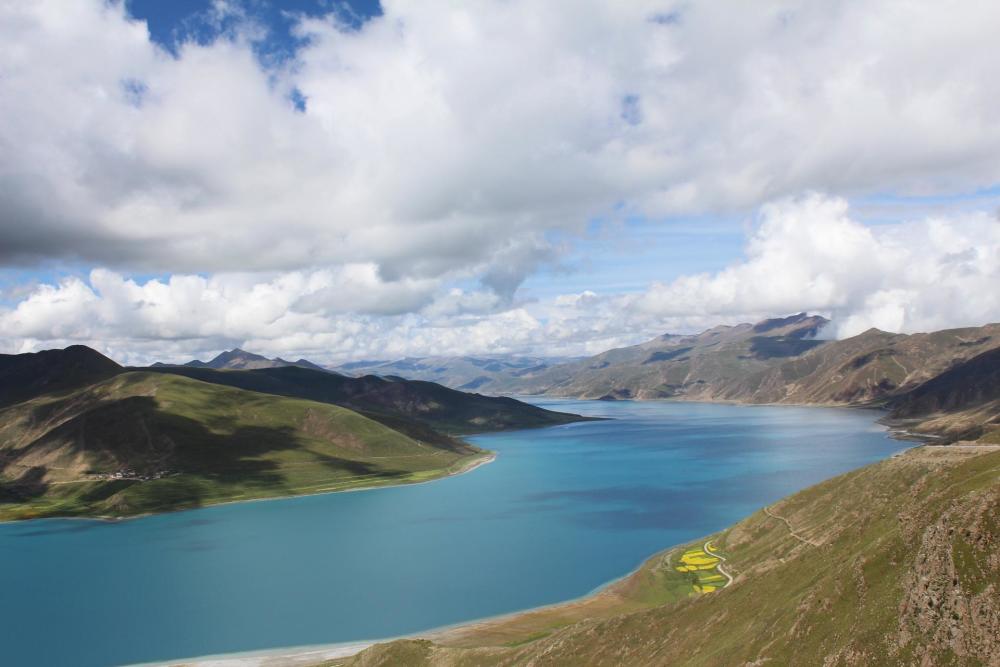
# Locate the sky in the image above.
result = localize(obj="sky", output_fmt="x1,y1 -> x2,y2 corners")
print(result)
1,0 -> 999,365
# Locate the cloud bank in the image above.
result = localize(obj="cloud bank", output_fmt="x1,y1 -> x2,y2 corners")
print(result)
1,1 -> 999,361
3,196 -> 998,364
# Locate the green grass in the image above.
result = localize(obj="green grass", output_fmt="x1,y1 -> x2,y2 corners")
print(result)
0,372 -> 486,521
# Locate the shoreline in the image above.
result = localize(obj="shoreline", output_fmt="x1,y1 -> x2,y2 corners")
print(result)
0,451 -> 497,526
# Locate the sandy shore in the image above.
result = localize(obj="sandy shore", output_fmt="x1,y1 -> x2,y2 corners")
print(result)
135,641 -> 376,666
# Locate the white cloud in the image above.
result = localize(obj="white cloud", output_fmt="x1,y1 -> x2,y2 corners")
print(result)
2,2 -> 1000,363
635,194 -> 1000,337
3,0 -> 1000,283
1,195 -> 998,363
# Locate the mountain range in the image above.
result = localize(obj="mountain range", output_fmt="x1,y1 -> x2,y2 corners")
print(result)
153,348 -> 334,372
348,313 -> 1000,443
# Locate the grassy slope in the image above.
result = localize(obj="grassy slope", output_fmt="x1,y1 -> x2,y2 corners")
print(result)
142,364 -> 592,434
0,372 -> 485,521
334,444 -> 1000,667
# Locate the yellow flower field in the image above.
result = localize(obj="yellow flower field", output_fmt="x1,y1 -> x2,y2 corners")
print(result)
674,541 -> 728,594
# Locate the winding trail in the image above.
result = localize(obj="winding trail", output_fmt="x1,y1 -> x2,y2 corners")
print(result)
704,540 -> 734,588
763,506 -> 822,547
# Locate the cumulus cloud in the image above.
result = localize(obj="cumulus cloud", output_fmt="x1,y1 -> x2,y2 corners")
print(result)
3,0 -> 1000,283
635,194 -> 1000,337
1,195 -> 999,363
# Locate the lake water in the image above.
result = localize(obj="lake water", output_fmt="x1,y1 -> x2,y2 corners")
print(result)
0,400 -> 907,667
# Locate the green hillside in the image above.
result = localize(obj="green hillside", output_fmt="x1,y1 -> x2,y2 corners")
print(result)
0,371 -> 486,521
332,443 -> 1000,666
143,364 -> 592,434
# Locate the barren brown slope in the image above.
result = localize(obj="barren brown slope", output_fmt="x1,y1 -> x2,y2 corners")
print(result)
884,347 -> 1000,443
493,313 -> 830,400
332,443 -> 1000,667
716,323 -> 1000,406
496,317 -> 1000,419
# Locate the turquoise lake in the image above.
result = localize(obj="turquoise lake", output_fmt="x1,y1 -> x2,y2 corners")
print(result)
0,400 -> 908,666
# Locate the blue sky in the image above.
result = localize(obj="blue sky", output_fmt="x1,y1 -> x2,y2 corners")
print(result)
127,0 -> 382,57
1,1 -> 999,363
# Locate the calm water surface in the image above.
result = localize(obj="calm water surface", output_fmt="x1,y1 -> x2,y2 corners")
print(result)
0,400 -> 907,666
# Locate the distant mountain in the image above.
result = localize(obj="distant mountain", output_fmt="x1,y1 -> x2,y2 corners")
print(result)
334,355 -> 574,391
495,314 -> 1000,406
491,313 -> 831,399
152,348 -> 337,373
487,314 -> 1000,441
715,324 -> 1000,407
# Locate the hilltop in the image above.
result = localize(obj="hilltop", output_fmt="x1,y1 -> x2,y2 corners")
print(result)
0,345 -> 122,408
330,442 -> 1000,666
153,348 -> 335,373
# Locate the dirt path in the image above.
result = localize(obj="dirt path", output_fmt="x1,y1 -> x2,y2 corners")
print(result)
705,540 -> 734,587
763,506 -> 822,547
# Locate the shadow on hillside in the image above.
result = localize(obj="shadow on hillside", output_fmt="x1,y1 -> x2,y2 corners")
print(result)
0,465 -> 49,502
310,452 -> 407,479
748,336 -> 825,360
3,395 -> 412,513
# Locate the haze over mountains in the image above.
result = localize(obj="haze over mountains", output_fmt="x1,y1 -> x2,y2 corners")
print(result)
317,313 -> 1000,444
334,355 -> 572,391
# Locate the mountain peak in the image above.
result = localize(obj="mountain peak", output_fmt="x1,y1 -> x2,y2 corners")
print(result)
751,313 -> 829,339
0,345 -> 122,408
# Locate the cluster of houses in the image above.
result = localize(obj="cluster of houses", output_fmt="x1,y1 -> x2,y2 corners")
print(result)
89,469 -> 173,482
